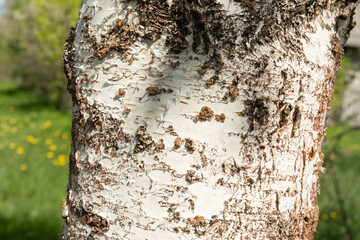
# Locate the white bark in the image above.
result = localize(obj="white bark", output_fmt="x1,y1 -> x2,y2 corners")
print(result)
61,0 -> 358,239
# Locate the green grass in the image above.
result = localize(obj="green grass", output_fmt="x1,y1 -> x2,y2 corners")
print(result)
315,123 -> 360,240
0,82 -> 359,239
0,82 -> 71,240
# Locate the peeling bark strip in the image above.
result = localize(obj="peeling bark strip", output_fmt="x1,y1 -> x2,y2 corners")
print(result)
61,0 -> 358,239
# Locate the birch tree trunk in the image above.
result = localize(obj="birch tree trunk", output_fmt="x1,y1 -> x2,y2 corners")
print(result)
61,0 -> 358,239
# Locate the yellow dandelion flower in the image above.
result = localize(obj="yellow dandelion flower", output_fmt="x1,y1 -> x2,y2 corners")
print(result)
9,142 -> 16,149
11,127 -> 18,133
53,159 -> 59,166
330,211 -> 337,219
45,139 -> 52,145
47,152 -> 54,158
321,214 -> 329,221
61,144 -> 67,150
29,123 -> 36,129
49,144 -> 57,151
9,118 -> 17,124
31,138 -> 38,145
41,120 -> 52,129
54,131 -> 60,137
20,164 -> 27,171
58,155 -> 66,166
16,147 -> 25,155
26,135 -> 35,142
8,106 -> 15,112
61,133 -> 68,139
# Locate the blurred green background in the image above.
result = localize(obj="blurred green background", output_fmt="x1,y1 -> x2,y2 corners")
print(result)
0,1 -> 359,239
0,0 -> 80,239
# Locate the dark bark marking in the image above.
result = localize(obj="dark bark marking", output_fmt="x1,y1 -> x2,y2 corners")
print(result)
221,160 -> 245,177
134,126 -> 153,153
137,0 -> 172,41
227,76 -> 240,100
115,88 -> 126,98
169,60 -> 181,68
290,106 -> 301,138
84,0 -> 226,77
187,215 -> 207,236
75,206 -> 109,233
154,139 -> 165,152
205,75 -> 219,86
185,170 -> 202,183
64,27 -> 83,106
194,106 -> 214,122
279,104 -> 293,128
81,105 -> 131,153
245,99 -> 269,131
92,11 -> 139,60
266,208 -> 318,239
185,138 -> 196,153
174,137 -> 184,149
227,84 -> 239,100
146,86 -> 173,96
215,113 -> 226,123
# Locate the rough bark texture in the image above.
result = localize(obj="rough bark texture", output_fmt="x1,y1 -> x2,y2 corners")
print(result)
61,0 -> 358,239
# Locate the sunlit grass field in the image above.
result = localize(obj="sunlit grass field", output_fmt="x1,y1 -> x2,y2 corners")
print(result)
0,82 -> 359,239
316,122 -> 360,240
0,83 -> 71,239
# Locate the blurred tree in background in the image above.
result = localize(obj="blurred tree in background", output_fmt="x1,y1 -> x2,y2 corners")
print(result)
1,0 -> 82,109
